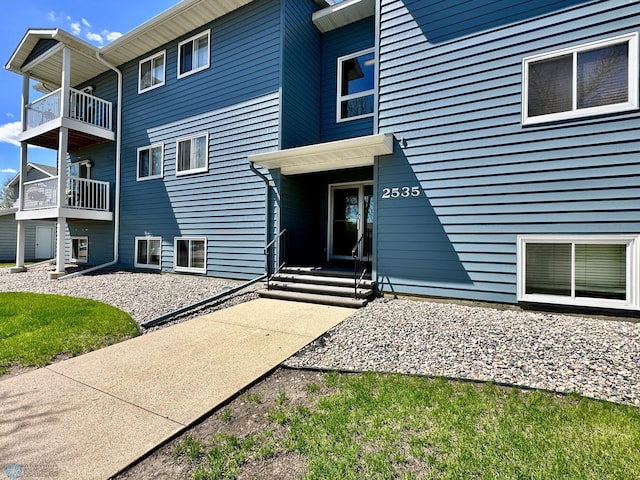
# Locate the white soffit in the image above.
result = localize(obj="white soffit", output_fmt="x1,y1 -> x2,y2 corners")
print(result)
100,0 -> 253,66
312,0 -> 375,33
6,0 -> 253,87
249,133 -> 394,176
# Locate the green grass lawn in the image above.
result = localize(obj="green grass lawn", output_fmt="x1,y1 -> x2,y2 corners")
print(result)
0,292 -> 139,375
175,371 -> 640,480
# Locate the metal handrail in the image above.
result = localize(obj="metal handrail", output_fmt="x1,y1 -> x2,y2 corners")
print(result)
352,232 -> 366,298
264,228 -> 287,289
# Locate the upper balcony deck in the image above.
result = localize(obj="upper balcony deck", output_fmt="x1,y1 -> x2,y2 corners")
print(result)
18,87 -> 115,151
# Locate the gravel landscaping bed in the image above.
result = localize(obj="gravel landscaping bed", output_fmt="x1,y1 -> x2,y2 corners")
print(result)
285,298 -> 640,407
2,265 -> 638,406
0,264 -> 259,328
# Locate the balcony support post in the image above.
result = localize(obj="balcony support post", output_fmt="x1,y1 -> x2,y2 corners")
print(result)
49,217 -> 67,280
9,221 -> 27,273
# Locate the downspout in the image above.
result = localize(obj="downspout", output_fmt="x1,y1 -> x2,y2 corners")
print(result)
249,162 -> 271,275
61,52 -> 122,279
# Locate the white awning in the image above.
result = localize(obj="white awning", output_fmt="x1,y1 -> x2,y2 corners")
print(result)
312,0 -> 375,33
249,133 -> 393,175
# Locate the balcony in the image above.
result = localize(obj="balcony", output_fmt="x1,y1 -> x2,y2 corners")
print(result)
16,176 -> 113,222
19,88 -> 115,150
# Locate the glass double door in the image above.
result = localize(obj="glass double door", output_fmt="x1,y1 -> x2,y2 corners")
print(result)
330,182 -> 373,261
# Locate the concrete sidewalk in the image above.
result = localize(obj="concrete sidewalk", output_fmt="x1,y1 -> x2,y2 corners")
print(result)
0,299 -> 353,480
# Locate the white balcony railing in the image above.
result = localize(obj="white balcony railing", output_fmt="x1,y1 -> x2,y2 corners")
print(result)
25,88 -> 112,131
22,176 -> 110,212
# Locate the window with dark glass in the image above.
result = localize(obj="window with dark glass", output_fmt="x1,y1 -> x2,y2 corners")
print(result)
337,48 -> 375,121
178,31 -> 210,78
523,34 -> 637,124
137,145 -> 163,180
135,237 -> 161,269
139,51 -> 166,93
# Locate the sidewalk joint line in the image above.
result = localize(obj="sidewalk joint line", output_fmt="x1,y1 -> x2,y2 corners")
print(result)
45,367 -> 186,427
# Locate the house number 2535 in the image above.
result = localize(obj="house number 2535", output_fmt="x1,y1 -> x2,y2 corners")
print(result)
381,186 -> 421,199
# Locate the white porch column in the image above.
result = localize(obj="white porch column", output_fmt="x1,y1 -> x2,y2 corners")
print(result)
10,221 -> 27,273
50,47 -> 72,280
49,217 -> 67,280
10,74 -> 31,273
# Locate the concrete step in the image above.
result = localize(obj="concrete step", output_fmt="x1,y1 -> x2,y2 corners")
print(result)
258,289 -> 368,308
267,281 -> 373,299
280,266 -> 372,280
271,273 -> 375,289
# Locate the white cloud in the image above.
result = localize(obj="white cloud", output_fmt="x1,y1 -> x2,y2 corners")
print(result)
48,11 -> 56,21
6,113 -> 14,118
86,32 -> 104,44
0,122 -> 22,147
1,168 -> 17,174
103,31 -> 123,42
82,18 -> 91,27
70,22 -> 81,35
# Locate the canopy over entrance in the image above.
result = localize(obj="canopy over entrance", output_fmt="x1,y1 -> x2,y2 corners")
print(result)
248,133 -> 393,175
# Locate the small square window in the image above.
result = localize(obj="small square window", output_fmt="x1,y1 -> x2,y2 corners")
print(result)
176,133 -> 208,175
522,33 -> 638,124
337,48 -> 376,122
174,237 -> 206,273
178,30 -> 210,78
71,236 -> 88,264
135,237 -> 162,269
137,144 -> 163,181
139,51 -> 166,93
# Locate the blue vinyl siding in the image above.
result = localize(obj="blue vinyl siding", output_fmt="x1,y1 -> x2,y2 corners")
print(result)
118,0 -> 281,279
376,0 -> 640,303
321,17 -> 375,142
281,0 -> 322,149
23,39 -> 59,66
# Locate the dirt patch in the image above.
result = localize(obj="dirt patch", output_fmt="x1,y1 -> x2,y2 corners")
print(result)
114,368 -> 333,480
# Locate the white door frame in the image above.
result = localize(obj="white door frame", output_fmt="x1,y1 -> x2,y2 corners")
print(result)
327,180 -> 373,261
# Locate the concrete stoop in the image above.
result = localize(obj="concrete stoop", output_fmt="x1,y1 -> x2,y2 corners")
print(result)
258,266 -> 375,308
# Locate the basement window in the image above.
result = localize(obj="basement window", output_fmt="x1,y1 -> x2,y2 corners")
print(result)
517,236 -> 639,310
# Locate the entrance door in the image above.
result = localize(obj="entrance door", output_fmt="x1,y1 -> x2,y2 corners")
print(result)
35,225 -> 54,259
329,182 -> 373,261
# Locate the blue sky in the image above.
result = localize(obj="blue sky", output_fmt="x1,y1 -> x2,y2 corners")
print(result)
0,0 -> 179,186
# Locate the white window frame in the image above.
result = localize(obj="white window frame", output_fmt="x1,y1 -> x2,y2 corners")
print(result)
70,236 -> 89,264
177,30 -> 211,79
136,144 -> 164,181
175,132 -> 209,176
138,51 -> 166,94
174,237 -> 207,274
522,33 -> 639,125
517,235 -> 639,310
135,236 -> 162,270
336,47 -> 376,123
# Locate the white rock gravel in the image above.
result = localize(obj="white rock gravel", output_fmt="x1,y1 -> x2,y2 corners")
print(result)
285,298 -> 640,407
2,265 -> 638,406
0,264 -> 259,328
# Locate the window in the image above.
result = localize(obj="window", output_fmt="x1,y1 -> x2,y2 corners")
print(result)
178,30 -> 210,78
522,33 -> 638,124
70,160 -> 91,179
174,237 -> 206,273
137,144 -> 163,181
139,51 -> 166,93
71,237 -> 88,264
517,236 -> 639,310
337,48 -> 376,122
176,133 -> 208,175
135,237 -> 162,269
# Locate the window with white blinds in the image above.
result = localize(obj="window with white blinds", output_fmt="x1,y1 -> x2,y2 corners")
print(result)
518,236 -> 638,310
